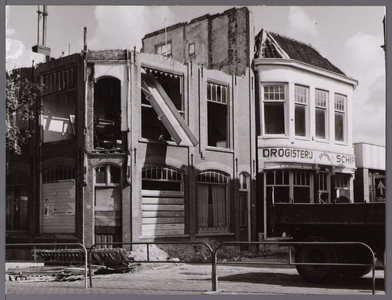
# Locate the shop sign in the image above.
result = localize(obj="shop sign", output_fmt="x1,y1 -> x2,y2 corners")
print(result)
261,147 -> 355,167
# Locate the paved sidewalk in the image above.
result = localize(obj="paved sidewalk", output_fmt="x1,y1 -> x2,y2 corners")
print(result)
5,263 -> 385,295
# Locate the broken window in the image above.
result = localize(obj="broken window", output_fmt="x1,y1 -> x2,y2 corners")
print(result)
207,82 -> 229,148
141,67 -> 197,147
94,77 -> 122,151
155,42 -> 172,57
42,92 -> 76,143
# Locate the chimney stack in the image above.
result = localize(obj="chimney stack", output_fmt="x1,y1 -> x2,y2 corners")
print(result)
32,5 -> 51,60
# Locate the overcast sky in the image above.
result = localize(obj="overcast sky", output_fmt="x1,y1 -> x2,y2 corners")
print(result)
6,5 -> 386,146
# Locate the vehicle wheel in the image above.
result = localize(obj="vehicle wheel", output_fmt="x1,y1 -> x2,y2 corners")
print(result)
339,245 -> 373,278
295,237 -> 341,283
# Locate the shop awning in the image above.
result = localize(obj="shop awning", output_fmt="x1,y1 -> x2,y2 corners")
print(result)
141,73 -> 198,147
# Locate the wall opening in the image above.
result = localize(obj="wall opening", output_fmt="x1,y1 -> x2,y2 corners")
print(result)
94,77 -> 122,152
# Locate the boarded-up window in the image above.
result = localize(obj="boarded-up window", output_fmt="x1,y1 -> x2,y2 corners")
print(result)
41,180 -> 76,234
141,167 -> 184,237
94,164 -> 122,248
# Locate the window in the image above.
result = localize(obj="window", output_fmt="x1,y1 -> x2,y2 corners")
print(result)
266,170 -> 290,204
189,43 -> 195,55
198,171 -> 229,231
315,90 -> 328,140
94,77 -> 122,152
95,164 -> 121,186
142,167 -> 183,191
156,42 -> 172,57
334,94 -> 346,142
335,173 -> 350,199
318,171 -> 330,203
295,85 -> 308,137
207,82 -> 229,148
141,68 -> 185,142
293,171 -> 311,203
142,167 -> 185,237
42,166 -> 75,183
263,85 -> 285,135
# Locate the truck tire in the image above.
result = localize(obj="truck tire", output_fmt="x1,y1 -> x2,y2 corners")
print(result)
339,244 -> 373,278
295,237 -> 341,283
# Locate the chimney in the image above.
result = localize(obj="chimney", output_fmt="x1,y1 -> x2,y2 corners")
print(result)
32,5 -> 51,60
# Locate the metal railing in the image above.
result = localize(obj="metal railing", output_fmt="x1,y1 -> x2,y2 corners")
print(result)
5,240 -> 380,294
212,241 -> 378,295
6,243 -> 89,289
88,241 -> 214,288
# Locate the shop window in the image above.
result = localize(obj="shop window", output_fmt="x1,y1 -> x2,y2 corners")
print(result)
334,94 -> 346,142
293,170 -> 311,203
94,77 -> 122,152
142,166 -> 183,191
207,82 -> 229,148
266,170 -> 290,204
141,68 -> 185,142
315,90 -> 328,140
295,85 -> 308,137
198,171 -> 229,231
263,85 -> 285,135
6,172 -> 29,231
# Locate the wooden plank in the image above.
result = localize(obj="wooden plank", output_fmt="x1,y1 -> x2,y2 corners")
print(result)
142,223 -> 184,231
141,204 -> 184,211
142,223 -> 185,236
142,190 -> 184,198
142,228 -> 185,236
142,197 -> 184,205
142,211 -> 185,218
142,217 -> 184,224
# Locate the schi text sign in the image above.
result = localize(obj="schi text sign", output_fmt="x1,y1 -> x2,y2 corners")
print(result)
261,147 -> 355,166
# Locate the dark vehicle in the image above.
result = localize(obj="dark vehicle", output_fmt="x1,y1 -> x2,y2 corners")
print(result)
269,201 -> 385,283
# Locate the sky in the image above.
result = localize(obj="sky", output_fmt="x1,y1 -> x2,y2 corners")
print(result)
5,5 -> 386,146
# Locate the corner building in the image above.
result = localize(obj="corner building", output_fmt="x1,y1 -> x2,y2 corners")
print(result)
253,30 -> 358,237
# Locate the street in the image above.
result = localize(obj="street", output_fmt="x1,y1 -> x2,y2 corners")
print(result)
5,262 -> 385,295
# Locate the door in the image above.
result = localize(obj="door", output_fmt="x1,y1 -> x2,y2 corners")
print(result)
94,187 -> 122,248
239,192 -> 249,251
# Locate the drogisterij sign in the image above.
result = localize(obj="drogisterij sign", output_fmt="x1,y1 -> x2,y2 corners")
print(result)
261,147 -> 355,166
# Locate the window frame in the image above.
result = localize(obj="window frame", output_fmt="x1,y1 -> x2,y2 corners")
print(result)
334,93 -> 346,143
294,85 -> 309,138
188,43 -> 195,55
95,164 -> 121,187
206,81 -> 230,149
262,83 -> 287,136
141,67 -> 187,143
197,170 -> 230,233
315,89 -> 329,141
155,41 -> 172,57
